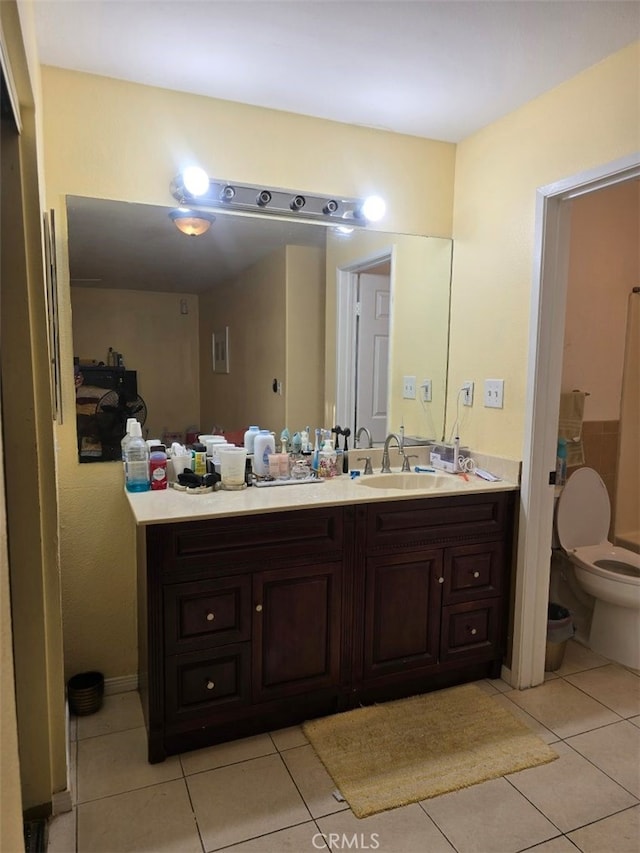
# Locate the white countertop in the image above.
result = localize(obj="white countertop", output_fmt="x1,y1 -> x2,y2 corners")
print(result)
126,471 -> 519,526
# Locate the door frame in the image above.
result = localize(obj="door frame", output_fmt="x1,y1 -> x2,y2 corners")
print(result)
335,246 -> 395,439
510,152 -> 640,689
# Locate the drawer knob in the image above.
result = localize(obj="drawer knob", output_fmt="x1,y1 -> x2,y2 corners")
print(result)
438,577 -> 444,584
473,571 -> 480,579
469,627 -> 477,635
206,680 -> 215,690
255,604 -> 263,612
206,612 -> 215,622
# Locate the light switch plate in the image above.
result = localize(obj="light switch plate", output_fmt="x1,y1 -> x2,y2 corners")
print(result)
484,379 -> 504,408
402,376 -> 416,399
421,379 -> 432,402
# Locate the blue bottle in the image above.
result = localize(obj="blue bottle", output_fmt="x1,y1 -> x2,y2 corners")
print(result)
125,422 -> 150,492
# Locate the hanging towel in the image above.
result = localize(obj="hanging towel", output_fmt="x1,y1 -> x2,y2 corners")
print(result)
558,391 -> 586,467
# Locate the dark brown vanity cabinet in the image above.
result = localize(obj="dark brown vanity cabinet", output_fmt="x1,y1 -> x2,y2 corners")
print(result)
138,490 -> 515,762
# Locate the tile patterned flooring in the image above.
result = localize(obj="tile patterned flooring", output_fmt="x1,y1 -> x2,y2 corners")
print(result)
47,641 -> 640,853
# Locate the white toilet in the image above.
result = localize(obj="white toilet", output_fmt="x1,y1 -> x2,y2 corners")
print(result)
556,467 -> 640,670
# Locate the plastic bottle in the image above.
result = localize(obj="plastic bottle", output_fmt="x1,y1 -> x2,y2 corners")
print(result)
556,438 -> 567,486
318,439 -> 337,478
125,422 -> 150,492
150,444 -> 168,490
121,417 -> 138,471
191,443 -> 207,476
243,426 -> 260,454
253,429 -> 275,477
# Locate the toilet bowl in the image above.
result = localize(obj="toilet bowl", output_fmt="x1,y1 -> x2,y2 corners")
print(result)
556,467 -> 640,669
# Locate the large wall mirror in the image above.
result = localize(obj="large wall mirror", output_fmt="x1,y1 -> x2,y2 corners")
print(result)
67,195 -> 452,462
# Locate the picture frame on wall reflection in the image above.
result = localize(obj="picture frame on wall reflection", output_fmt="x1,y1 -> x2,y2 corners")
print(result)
212,327 -> 230,373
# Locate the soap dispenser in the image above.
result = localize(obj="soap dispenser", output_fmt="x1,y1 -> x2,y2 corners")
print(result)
318,438 -> 337,478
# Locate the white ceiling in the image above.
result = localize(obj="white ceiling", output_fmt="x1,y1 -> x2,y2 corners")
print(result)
33,0 -> 639,143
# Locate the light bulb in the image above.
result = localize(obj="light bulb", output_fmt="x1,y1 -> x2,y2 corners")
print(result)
361,195 -> 386,222
182,166 -> 210,197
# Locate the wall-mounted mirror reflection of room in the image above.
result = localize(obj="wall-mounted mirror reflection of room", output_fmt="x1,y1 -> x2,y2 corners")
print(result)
67,195 -> 452,462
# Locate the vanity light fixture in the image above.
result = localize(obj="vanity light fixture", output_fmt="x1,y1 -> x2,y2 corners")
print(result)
169,208 -> 215,237
181,166 -> 210,197
170,171 -> 386,225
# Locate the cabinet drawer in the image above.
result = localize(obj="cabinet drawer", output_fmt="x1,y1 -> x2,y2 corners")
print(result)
164,576 -> 251,653
365,493 -> 510,551
443,541 -> 505,604
440,598 -> 502,663
165,644 -> 250,723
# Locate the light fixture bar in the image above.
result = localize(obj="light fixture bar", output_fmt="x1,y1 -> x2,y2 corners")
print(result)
170,175 -> 383,224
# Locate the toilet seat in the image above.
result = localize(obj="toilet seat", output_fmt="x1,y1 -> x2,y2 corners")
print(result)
557,467 -> 640,578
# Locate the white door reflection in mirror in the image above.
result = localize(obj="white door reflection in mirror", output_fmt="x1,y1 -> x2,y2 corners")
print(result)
356,270 -> 390,444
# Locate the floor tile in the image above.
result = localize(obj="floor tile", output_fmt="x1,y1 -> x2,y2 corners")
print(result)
520,837 -> 578,852
554,641 -> 609,676
47,808 -> 76,853
507,741 -> 637,833
187,753 -> 310,851
630,715 -> 640,728
490,693 -> 560,744
421,776 -> 558,853
270,725 -> 309,752
77,778 -> 201,852
76,691 -> 145,740
566,720 -> 640,797
77,726 -> 182,803
567,804 -> 640,853
180,733 -> 276,776
565,664 -> 640,718
216,821 -> 327,851
318,802 -> 455,853
504,679 -> 621,738
281,744 -> 349,818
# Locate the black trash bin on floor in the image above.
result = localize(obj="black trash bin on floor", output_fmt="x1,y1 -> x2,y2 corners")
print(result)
67,671 -> 104,716
545,603 -> 574,671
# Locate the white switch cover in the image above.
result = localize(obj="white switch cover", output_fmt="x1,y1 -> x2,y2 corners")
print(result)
421,379 -> 432,402
403,376 -> 416,399
484,379 -> 504,408
462,381 -> 474,406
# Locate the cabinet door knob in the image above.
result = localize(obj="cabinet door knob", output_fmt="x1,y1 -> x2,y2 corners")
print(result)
255,604 -> 263,612
206,680 -> 215,690
438,577 -> 444,584
206,612 -> 215,621
470,627 -> 477,635
473,571 -> 480,579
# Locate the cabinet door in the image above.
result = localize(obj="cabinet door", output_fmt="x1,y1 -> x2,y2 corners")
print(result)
363,550 -> 442,681
252,562 -> 342,703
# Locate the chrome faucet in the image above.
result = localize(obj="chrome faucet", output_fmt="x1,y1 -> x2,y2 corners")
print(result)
355,426 -> 373,449
380,432 -> 404,473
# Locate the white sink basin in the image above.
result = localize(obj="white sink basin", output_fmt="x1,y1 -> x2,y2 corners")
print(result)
356,472 -> 450,490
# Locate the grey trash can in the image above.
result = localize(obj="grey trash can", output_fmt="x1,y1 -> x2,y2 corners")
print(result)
67,671 -> 104,716
545,604 -> 574,671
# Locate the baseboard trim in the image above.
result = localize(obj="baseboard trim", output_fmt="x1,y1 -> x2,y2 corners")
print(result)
51,788 -> 73,815
104,674 -> 138,695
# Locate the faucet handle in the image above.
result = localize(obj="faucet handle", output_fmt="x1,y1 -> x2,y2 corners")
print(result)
402,454 -> 418,472
357,456 -> 373,475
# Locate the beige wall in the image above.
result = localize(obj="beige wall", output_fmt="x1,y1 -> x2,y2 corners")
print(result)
71,287 -> 201,441
563,180 -> 640,420
449,41 -> 639,460
200,249 -> 287,433
42,66 -> 455,678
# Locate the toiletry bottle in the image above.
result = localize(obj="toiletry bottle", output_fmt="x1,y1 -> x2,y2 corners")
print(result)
125,421 -> 150,492
243,425 -> 260,454
120,417 -> 138,472
150,444 -> 168,490
556,438 -> 567,486
318,439 -> 337,478
191,443 -> 207,476
253,429 -> 275,477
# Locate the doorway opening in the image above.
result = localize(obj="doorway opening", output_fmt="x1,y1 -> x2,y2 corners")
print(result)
335,249 -> 393,445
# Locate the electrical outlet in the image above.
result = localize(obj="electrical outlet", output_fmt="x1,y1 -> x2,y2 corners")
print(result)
421,379 -> 432,402
484,379 -> 504,408
402,376 -> 416,399
462,381 -> 474,406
